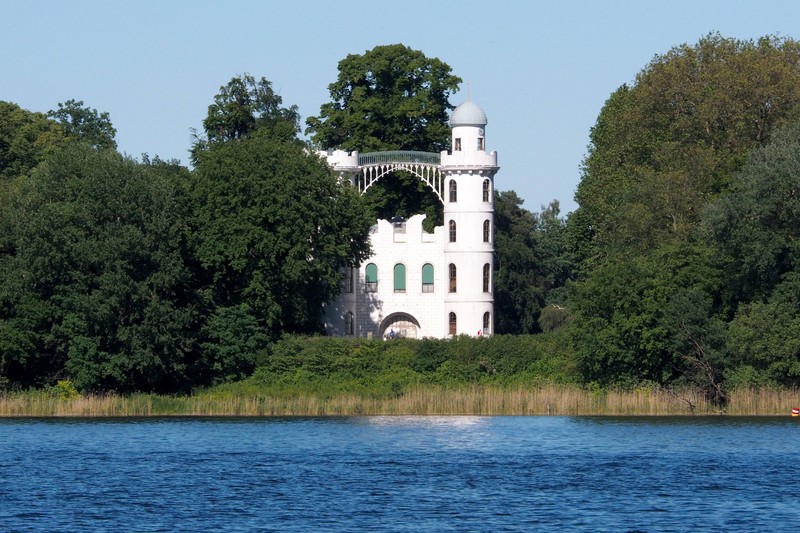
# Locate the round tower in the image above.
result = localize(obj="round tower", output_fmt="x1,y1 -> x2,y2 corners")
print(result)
440,99 -> 499,337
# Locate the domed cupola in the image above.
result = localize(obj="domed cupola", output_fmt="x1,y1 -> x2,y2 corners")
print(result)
450,100 -> 488,128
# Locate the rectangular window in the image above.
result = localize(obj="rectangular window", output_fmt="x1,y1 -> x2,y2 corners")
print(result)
340,268 -> 354,293
477,137 -> 485,151
454,138 -> 461,151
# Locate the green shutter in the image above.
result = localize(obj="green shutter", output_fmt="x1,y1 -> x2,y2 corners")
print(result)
422,263 -> 434,284
365,263 -> 378,283
394,263 -> 406,291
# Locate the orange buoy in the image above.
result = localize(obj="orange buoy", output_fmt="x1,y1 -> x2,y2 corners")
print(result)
792,407 -> 799,417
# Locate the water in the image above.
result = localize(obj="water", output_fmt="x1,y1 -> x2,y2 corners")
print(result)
1,416 -> 799,532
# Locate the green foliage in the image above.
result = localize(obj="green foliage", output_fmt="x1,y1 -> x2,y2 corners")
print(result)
493,192 -> 574,334
51,379 -> 80,399
307,44 -> 460,223
726,272 -> 800,386
190,127 -> 373,335
576,34 -> 800,258
705,121 -> 800,303
198,74 -> 299,148
246,334 -> 578,397
571,244 -> 725,388
0,143 -> 196,392
306,44 -> 460,153
493,191 -> 541,333
47,99 -> 117,150
569,33 -> 800,393
199,305 -> 268,385
0,101 -> 65,207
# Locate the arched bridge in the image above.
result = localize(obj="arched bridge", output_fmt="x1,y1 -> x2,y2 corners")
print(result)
356,151 -> 444,202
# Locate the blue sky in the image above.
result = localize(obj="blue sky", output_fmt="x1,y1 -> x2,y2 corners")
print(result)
4,0 -> 800,214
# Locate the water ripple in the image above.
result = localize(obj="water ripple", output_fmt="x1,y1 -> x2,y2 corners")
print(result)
1,416 -> 799,531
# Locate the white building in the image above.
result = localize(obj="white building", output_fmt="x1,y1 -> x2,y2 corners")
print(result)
322,99 -> 499,339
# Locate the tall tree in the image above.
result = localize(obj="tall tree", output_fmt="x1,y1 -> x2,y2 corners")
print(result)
567,34 -> 800,390
0,102 -> 65,206
493,191 -> 542,334
306,45 -> 461,224
706,121 -> 800,386
306,44 -> 461,153
192,74 -> 300,162
574,34 -> 800,258
0,144 -> 195,391
47,99 -> 117,150
191,128 -> 373,336
706,120 -> 800,304
493,193 -> 573,334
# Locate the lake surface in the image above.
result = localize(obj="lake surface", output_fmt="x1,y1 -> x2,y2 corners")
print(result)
1,416 -> 799,532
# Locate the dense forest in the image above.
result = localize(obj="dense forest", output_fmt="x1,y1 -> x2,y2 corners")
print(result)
2,36 -> 800,403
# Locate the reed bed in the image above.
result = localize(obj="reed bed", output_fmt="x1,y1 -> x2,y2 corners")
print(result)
2,385 -> 798,417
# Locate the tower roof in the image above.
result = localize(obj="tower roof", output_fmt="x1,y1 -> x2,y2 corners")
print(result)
450,100 -> 488,127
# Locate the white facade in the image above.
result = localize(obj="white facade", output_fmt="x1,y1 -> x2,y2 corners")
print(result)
323,99 -> 499,339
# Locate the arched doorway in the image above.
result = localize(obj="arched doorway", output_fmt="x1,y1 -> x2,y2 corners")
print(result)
379,312 -> 421,339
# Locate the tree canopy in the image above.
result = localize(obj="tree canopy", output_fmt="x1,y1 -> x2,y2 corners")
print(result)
190,74 -> 373,338
47,99 -> 117,150
307,44 -> 462,226
0,102 -> 65,206
192,74 -> 300,162
190,127 -> 374,336
0,144 -> 195,391
574,34 -> 800,258
306,44 -> 461,153
567,33 -> 800,397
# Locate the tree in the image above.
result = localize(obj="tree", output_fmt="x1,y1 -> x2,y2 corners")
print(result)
492,193 -> 574,335
306,44 -> 461,153
0,102 -> 65,206
0,143 -> 195,391
195,74 -> 299,152
47,99 -> 117,150
575,34 -> 800,258
493,191 -> 541,334
567,34 -> 800,390
706,120 -> 800,304
190,128 -> 373,337
306,44 -> 461,224
705,121 -> 800,387
570,244 -> 724,388
726,272 -> 800,386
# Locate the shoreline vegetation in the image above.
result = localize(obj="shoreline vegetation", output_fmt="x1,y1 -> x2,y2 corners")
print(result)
1,385 -> 797,417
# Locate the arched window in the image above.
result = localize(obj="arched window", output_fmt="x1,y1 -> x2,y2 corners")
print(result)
394,263 -> 406,293
449,263 -> 457,293
483,263 -> 491,293
449,180 -> 457,203
449,220 -> 456,242
422,263 -> 434,293
483,219 -> 491,243
482,179 -> 490,202
345,311 -> 354,335
483,312 -> 490,335
449,312 -> 457,335
365,263 -> 378,292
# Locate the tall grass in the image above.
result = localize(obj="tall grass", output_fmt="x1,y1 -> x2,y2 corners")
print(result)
2,385 -> 798,417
